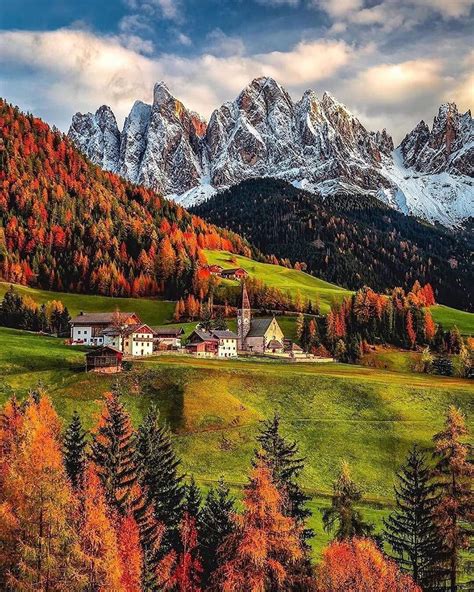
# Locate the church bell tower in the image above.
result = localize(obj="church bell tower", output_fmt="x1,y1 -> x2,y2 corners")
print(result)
237,282 -> 251,350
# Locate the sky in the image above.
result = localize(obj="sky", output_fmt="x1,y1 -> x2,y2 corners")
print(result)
0,0 -> 473,143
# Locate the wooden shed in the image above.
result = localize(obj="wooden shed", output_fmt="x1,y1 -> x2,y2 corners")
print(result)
85,346 -> 123,373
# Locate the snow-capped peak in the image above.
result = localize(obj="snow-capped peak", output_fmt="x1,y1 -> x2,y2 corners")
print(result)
67,78 -> 474,227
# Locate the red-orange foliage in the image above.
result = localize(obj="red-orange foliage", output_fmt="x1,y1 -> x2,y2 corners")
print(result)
215,459 -> 303,591
117,514 -> 143,592
316,538 -> 422,592
406,310 -> 416,349
0,99 -> 250,299
163,513 -> 202,592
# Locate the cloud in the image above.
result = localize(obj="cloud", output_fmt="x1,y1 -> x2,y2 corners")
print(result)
313,0 -> 474,31
205,29 -> 245,57
123,0 -> 183,22
0,28 -> 352,128
348,59 -> 444,105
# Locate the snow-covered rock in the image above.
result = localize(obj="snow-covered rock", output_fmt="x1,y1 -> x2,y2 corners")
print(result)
69,105 -> 120,172
68,78 -> 474,227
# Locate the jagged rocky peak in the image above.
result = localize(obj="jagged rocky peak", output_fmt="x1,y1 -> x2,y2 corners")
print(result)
136,81 -> 203,194
400,103 -> 473,175
68,105 -> 120,172
118,100 -> 151,184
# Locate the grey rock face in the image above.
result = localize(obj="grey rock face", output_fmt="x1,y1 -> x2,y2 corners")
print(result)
68,78 -> 473,226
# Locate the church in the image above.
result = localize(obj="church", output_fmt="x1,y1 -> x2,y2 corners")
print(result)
237,284 -> 286,354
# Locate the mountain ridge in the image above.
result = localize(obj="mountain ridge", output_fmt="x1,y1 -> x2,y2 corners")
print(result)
68,77 -> 473,227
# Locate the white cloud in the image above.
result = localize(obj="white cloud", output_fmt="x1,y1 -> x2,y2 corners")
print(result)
0,29 -> 351,128
348,59 -> 444,105
205,29 -> 245,57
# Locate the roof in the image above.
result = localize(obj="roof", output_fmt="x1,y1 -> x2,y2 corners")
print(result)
71,311 -> 137,325
189,329 -> 219,343
123,323 -> 154,337
285,341 -> 303,352
85,345 -> 122,357
212,330 -> 238,339
220,267 -> 247,276
154,327 -> 185,337
267,339 -> 283,349
246,317 -> 274,338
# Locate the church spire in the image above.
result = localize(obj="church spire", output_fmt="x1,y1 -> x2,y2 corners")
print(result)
238,281 -> 251,351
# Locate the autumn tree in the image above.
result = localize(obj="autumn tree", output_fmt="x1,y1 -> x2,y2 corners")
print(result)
384,445 -> 444,589
255,414 -> 313,545
0,394 -> 85,590
316,538 -> 422,592
117,514 -> 143,592
432,406 -> 473,592
63,410 -> 87,488
79,464 -> 124,590
322,461 -> 373,540
215,459 -> 304,591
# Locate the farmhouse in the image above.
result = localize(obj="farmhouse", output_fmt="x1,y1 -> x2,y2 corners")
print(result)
70,311 -> 140,346
220,267 -> 248,281
154,327 -> 184,350
85,346 -> 123,373
122,324 -> 155,357
186,329 -> 238,357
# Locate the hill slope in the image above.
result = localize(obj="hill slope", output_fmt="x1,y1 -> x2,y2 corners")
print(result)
193,178 -> 474,311
0,99 -> 251,300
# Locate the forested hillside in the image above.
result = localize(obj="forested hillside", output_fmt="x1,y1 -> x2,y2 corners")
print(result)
0,100 -> 252,300
193,178 -> 474,311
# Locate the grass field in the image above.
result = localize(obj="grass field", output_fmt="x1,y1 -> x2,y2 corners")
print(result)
205,249 -> 351,314
1,326 -> 472,558
0,282 -> 175,327
431,304 -> 474,335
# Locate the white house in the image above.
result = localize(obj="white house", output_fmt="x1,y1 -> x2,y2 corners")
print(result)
70,312 -> 140,346
122,324 -> 155,357
212,330 -> 238,358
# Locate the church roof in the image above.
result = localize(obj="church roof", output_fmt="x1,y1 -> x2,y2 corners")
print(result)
247,317 -> 274,337
267,339 -> 283,349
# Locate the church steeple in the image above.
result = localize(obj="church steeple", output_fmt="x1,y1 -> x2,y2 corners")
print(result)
237,282 -> 251,350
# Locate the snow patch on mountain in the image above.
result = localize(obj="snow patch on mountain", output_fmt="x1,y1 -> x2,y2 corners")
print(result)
68,78 -> 474,227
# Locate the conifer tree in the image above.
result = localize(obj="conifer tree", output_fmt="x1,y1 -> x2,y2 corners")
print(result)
135,405 -> 185,552
90,387 -> 137,515
322,461 -> 373,540
198,477 -> 236,587
432,406 -> 473,592
255,414 -> 313,545
165,513 -> 203,592
384,445 -> 444,589
63,410 -> 87,488
184,476 -> 202,518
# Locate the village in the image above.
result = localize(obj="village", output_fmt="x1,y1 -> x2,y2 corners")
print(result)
71,283 -> 329,372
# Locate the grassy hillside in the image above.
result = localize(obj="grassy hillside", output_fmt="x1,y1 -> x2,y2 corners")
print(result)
1,326 -> 472,558
431,304 -> 474,335
0,282 -> 175,326
205,249 -> 351,313
206,250 -> 474,334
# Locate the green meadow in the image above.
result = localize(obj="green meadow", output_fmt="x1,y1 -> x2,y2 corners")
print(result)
1,326 -> 472,558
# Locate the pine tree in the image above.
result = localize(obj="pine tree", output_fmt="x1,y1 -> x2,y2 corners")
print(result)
384,445 -> 444,589
198,477 -> 236,588
255,414 -> 313,545
63,410 -> 87,488
90,387 -> 137,515
432,406 -> 473,592
184,476 -> 202,518
135,405 -> 185,553
322,461 -> 373,540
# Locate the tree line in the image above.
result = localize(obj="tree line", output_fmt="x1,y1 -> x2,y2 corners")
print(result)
192,178 -> 473,312
0,389 -> 471,591
0,285 -> 71,334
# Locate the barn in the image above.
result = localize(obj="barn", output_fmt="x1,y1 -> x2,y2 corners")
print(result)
85,346 -> 123,373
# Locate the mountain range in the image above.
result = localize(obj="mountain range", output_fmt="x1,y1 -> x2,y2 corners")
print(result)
68,77 -> 473,228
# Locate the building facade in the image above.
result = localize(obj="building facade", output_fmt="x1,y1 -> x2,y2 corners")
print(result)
70,312 -> 140,346
122,324 -> 155,357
